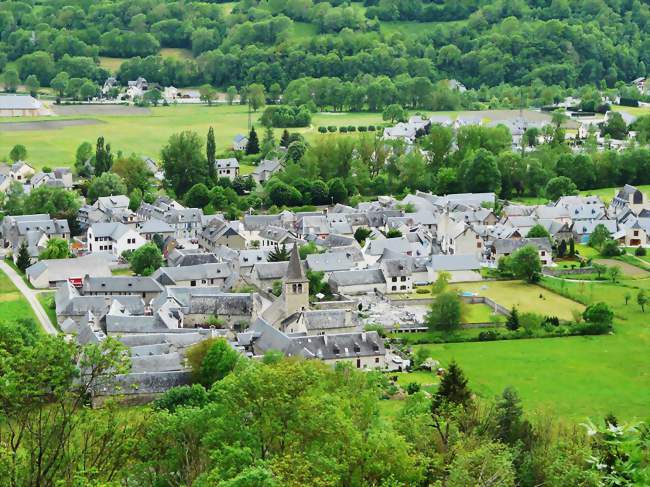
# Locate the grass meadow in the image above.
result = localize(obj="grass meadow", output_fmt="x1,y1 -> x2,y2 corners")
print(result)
0,104 -> 388,169
0,268 -> 37,323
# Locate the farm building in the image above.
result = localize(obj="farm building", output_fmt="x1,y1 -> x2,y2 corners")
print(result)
0,95 -> 48,116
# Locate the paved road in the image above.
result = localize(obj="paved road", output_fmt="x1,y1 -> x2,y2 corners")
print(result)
0,261 -> 58,335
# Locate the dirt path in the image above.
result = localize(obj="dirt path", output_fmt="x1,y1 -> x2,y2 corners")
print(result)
0,261 -> 57,335
594,258 -> 649,277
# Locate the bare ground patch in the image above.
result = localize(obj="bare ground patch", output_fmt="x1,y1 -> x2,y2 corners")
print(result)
595,259 -> 650,277
0,118 -> 105,131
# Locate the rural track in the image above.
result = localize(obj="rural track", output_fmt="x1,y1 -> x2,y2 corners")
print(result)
0,261 -> 57,335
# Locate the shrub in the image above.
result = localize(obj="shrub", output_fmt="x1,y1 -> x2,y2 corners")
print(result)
406,382 -> 421,395
368,125 -> 376,131
415,287 -> 430,295
318,126 -> 327,133
478,330 -> 499,341
153,384 -> 209,413
347,125 -> 356,132
635,246 -> 647,257
339,126 -> 348,133
600,240 -> 621,257
327,126 -> 337,132
358,126 -> 367,132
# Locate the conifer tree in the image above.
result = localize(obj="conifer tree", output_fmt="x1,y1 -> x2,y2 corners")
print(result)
506,306 -> 520,331
206,127 -> 216,181
267,243 -> 290,262
280,129 -> 290,148
431,360 -> 472,414
16,241 -> 31,272
246,126 -> 260,154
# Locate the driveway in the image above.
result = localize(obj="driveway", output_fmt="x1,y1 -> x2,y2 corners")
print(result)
0,261 -> 57,335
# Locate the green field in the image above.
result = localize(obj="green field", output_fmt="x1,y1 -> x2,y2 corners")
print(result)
0,269 -> 37,323
413,277 -> 650,421
380,20 -> 464,36
453,280 -> 583,321
580,184 -> 650,203
0,104 -> 387,169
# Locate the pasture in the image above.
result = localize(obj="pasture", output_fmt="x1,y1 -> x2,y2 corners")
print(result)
0,268 -> 37,323
412,278 -> 650,420
0,104 -> 387,169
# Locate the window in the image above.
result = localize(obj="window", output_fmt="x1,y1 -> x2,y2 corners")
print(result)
392,277 -> 397,282
477,242 -> 482,248
400,285 -> 406,290
634,230 -> 639,236
356,359 -> 361,368
375,357 -> 379,364
401,276 -> 406,281
391,286 -> 396,291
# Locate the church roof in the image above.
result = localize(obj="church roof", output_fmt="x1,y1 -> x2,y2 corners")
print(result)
285,244 -> 306,282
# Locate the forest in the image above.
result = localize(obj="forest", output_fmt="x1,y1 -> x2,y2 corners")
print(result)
0,0 -> 649,97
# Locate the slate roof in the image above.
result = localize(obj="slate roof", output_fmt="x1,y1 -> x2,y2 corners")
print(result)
215,158 -> 240,169
0,95 -> 41,109
139,218 -> 174,234
303,309 -> 351,331
429,254 -> 480,271
253,261 -> 289,280
493,237 -> 552,254
153,263 -> 234,285
306,252 -> 355,272
329,269 -> 385,287
82,276 -> 164,294
285,244 -> 306,282
89,222 -> 131,239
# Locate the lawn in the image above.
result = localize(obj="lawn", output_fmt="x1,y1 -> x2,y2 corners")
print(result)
0,269 -> 37,323
36,292 -> 58,330
464,303 -> 500,323
452,280 -> 584,321
159,48 -> 194,60
414,277 -> 650,421
580,184 -> 650,204
0,104 -> 388,169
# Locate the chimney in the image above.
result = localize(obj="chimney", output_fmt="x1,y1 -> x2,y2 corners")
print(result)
361,332 -> 367,342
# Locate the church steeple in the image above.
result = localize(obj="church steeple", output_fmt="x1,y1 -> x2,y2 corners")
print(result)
283,244 -> 308,315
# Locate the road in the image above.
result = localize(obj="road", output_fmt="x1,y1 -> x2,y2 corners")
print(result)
0,260 -> 58,335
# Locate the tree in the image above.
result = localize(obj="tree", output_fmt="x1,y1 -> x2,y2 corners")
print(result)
161,131 -> 209,196
494,387 -> 532,447
544,176 -> 578,201
88,173 -> 127,203
206,127 -> 216,180
431,271 -> 451,294
79,80 -> 97,100
16,241 -> 31,272
267,243 -> 290,262
50,71 -> 69,98
9,144 -> 27,162
446,441 -> 516,487
280,129 -> 290,148
261,126 -> 276,155
267,181 -> 302,206
601,112 -> 627,140
199,84 -> 216,106
153,384 -> 209,414
198,339 -> 239,387
386,228 -> 402,238
24,74 -> 39,97
638,290 -> 648,312
431,360 -> 471,412
94,136 -> 114,176
426,291 -> 462,332
593,262 -> 607,278
246,126 -> 260,154
287,140 -> 307,162
111,155 -> 152,194
588,224 -> 610,249
624,291 -> 631,305
557,239 -> 568,258
607,265 -> 622,283
2,68 -> 20,92
354,227 -> 372,245
601,240 -> 621,257
143,88 -> 162,106
583,302 -> 614,327
328,177 -> 348,204
247,83 -> 266,111
130,243 -> 163,276
184,183 -> 211,208
526,224 -> 550,239
75,141 -> 93,176
461,148 -> 501,194
382,104 -> 406,123
510,245 -> 542,282
226,85 -> 237,105
505,306 -> 520,331
39,238 -> 70,260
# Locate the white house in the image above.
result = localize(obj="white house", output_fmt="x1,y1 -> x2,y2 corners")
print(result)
233,134 -> 248,151
87,222 -> 146,256
214,158 -> 240,180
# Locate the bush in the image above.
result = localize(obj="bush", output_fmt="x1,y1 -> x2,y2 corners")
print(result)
574,321 -> 611,335
368,125 -> 376,131
318,126 -> 327,133
327,126 -> 337,132
415,287 -> 430,294
153,384 -> 209,413
339,126 -> 348,133
635,246 -> 647,256
347,125 -> 356,132
600,240 -> 621,257
406,382 -> 421,395
358,126 -> 367,132
478,330 -> 499,341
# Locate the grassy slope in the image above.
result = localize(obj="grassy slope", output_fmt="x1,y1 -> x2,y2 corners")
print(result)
0,104 -> 386,168
0,268 -> 37,323
413,278 -> 650,421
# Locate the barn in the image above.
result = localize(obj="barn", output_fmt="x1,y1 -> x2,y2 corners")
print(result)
0,95 -> 48,116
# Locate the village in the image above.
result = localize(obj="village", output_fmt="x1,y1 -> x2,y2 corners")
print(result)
2,144 -> 649,401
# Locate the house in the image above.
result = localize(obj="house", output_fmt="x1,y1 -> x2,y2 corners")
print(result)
81,276 -> 164,302
138,199 -> 203,240
78,195 -> 135,231
199,218 -> 246,251
306,252 -> 359,277
167,248 -> 219,267
214,158 -> 240,180
137,218 -> 175,242
490,237 -> 553,266
622,219 -> 650,247
258,225 -> 300,247
152,263 -> 237,288
251,158 -> 282,184
86,222 -> 146,256
240,318 -> 387,370
251,261 -> 290,289
1,214 -> 70,262
126,77 -> 148,99
612,184 -> 650,215
382,258 -> 413,294
0,95 -> 48,116
428,254 -> 482,283
573,220 -> 618,244
102,77 -> 118,96
29,167 -> 73,190
0,161 -> 35,182
233,134 -> 248,151
26,254 -> 112,289
328,269 -> 386,295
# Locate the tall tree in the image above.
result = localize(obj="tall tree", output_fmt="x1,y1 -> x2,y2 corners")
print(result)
280,129 -> 290,148
94,136 -> 114,176
206,126 -> 216,181
161,131 -> 208,196
16,241 -> 31,272
246,126 -> 260,154
431,360 -> 472,413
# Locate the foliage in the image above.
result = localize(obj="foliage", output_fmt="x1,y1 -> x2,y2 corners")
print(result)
111,155 -> 152,194
129,243 -> 162,276
431,360 -> 472,412
588,224 -> 611,250
505,306 -> 520,331
544,176 -> 578,201
162,131 -> 209,196
354,227 -> 372,245
527,224 -> 551,239
153,384 -> 210,413
198,339 -> 239,387
267,244 -> 290,262
601,240 -> 621,257
260,105 -> 311,128
246,126 -> 260,155
16,241 -> 31,272
426,291 -> 462,332
510,245 -> 542,282
87,172 -> 127,203
39,238 -> 71,260
9,144 -> 27,162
